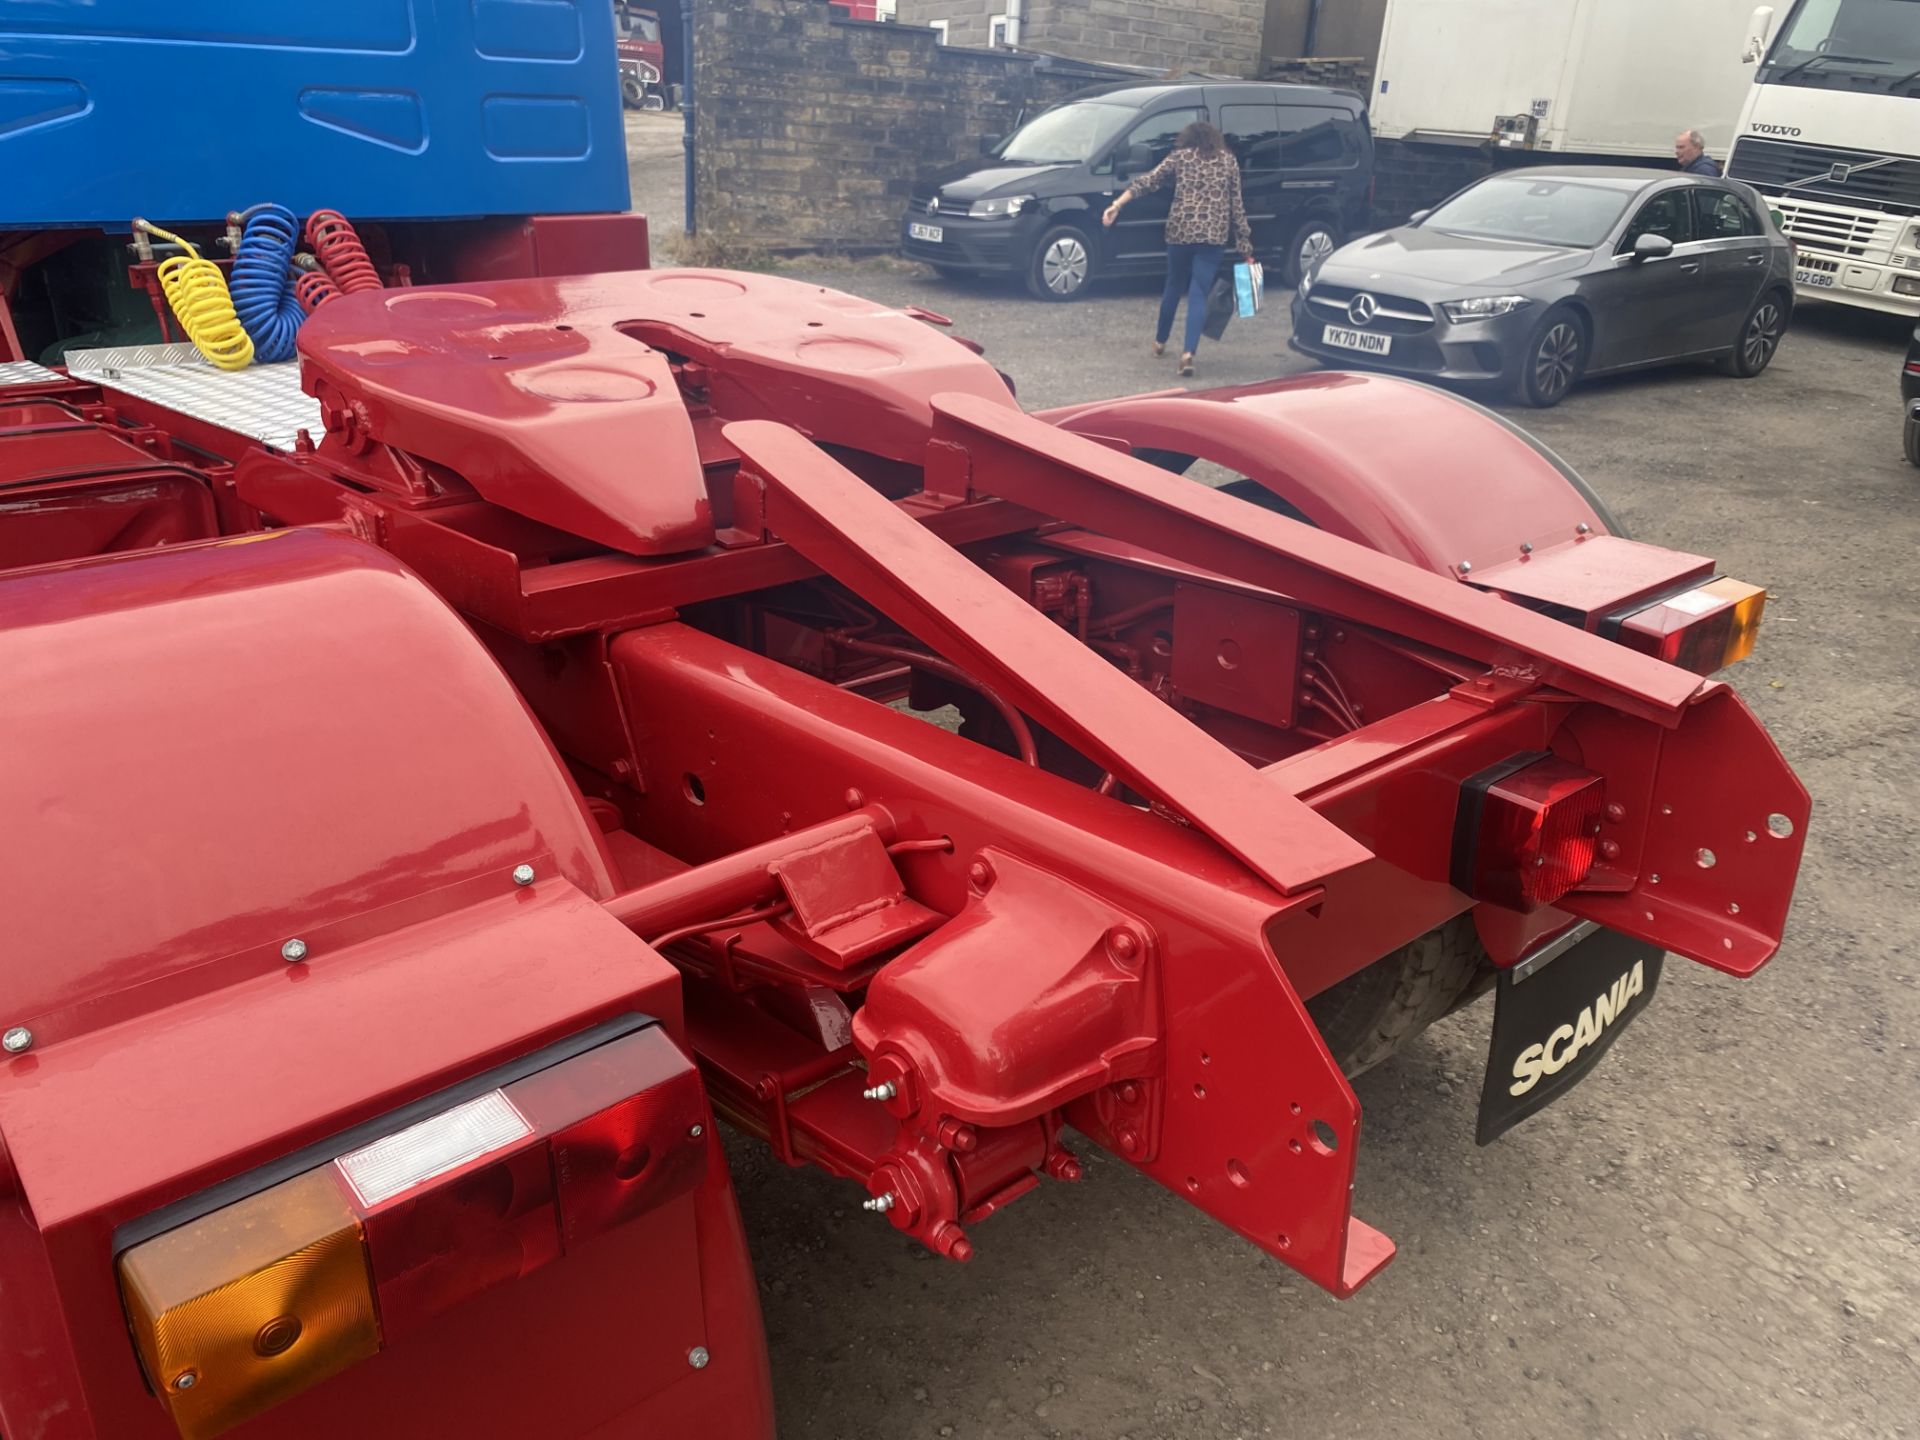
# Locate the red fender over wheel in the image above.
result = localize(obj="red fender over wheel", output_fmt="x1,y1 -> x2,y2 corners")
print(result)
1038,372 -> 1624,576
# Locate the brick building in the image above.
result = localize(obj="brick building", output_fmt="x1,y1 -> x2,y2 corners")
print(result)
896,0 -> 1265,77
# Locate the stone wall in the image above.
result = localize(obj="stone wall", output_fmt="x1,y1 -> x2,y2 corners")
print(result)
694,0 -> 1128,252
1023,0 -> 1263,75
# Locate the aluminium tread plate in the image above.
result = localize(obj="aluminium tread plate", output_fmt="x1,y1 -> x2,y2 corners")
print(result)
0,360 -> 62,386
65,345 -> 323,453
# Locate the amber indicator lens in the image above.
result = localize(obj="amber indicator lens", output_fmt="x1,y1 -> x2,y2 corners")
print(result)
117,1168 -> 380,1440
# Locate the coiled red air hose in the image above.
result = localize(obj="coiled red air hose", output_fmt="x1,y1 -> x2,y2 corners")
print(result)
304,209 -> 382,294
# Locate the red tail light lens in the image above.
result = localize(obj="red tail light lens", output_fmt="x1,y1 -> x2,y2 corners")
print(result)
511,1026 -> 711,1249
352,1026 -> 706,1338
1452,754 -> 1605,912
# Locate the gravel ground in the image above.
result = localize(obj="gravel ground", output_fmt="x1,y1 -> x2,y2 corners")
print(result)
632,128 -> 1920,1440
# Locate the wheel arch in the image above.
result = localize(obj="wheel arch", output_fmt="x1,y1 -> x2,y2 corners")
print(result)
0,528 -> 618,1031
1556,294 -> 1597,342
1038,371 -> 1624,575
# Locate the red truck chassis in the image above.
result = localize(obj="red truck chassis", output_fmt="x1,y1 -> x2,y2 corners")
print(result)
0,268 -> 1806,1439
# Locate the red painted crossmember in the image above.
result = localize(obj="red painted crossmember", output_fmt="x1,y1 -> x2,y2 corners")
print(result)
727,418 -> 1373,897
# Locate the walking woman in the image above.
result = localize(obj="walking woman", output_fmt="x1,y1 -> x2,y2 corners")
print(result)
1101,122 -> 1253,376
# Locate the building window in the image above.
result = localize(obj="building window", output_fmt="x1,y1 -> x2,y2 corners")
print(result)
928,17 -> 949,42
989,13 -> 1009,45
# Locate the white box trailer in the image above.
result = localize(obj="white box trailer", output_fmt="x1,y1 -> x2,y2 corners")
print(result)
1370,0 -> 1762,165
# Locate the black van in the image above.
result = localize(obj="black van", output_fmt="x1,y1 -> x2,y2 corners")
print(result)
901,81 -> 1373,302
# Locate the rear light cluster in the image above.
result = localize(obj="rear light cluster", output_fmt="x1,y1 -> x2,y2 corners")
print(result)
1453,754 -> 1605,912
1614,577 -> 1766,675
116,1022 -> 707,1440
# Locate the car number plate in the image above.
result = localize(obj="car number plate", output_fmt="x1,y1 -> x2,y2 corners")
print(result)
1322,326 -> 1391,355
909,222 -> 944,243
1476,925 -> 1664,1145
1795,269 -> 1835,288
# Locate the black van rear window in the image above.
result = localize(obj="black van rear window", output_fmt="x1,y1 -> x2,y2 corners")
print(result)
1225,104 -> 1362,171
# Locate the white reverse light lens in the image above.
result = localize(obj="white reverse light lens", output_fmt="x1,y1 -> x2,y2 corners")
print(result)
1442,295 -> 1530,322
335,1090 -> 532,1206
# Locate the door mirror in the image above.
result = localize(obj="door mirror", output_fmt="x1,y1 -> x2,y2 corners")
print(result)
1115,143 -> 1156,178
979,134 -> 1003,156
1632,232 -> 1675,262
1741,4 -> 1774,62
1408,208 -> 1431,226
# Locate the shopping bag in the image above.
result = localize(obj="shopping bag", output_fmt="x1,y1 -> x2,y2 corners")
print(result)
1233,259 -> 1264,318
1202,272 -> 1235,341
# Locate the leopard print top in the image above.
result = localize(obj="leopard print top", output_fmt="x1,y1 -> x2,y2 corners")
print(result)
1130,147 -> 1253,252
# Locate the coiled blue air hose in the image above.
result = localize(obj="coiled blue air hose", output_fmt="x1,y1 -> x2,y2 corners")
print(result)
229,203 -> 306,364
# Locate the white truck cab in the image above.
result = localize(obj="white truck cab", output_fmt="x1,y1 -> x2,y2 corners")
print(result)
1728,0 -> 1920,316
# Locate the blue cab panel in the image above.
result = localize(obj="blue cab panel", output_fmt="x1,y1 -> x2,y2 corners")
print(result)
0,1 -> 631,228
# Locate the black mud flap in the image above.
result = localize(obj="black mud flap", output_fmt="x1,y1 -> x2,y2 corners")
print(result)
1476,924 -> 1664,1145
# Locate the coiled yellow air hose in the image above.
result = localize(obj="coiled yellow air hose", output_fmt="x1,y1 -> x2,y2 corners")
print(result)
133,219 -> 255,371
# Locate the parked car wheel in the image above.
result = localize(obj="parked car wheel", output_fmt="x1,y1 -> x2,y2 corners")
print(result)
1512,307 -> 1587,408
1720,290 -> 1787,378
1306,916 -> 1487,1078
1027,225 -> 1095,301
1282,218 -> 1339,289
1905,406 -> 1920,468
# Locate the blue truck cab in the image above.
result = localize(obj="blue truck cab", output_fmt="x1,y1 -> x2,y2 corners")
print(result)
0,1 -> 640,362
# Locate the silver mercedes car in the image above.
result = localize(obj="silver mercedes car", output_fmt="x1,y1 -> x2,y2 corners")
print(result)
1289,167 -> 1796,407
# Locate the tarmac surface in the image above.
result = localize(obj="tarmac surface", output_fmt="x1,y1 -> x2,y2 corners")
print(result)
628,112 -> 1920,1440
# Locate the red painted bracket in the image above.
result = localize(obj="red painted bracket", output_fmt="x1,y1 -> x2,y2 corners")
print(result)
768,824 -> 943,968
1065,895 -> 1397,1298
1566,686 -> 1809,975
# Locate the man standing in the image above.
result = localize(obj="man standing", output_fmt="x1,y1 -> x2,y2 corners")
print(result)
1675,129 -> 1722,176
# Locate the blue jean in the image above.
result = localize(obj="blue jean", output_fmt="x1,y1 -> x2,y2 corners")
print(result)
1157,242 -> 1226,355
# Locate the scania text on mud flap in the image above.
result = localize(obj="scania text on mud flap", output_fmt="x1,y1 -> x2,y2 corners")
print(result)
0,268 -> 1807,1440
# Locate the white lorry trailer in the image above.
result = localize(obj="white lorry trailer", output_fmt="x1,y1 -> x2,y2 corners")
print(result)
1726,0 -> 1920,317
1369,0 -> 1762,164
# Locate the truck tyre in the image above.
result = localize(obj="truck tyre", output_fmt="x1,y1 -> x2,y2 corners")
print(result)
1719,290 -> 1786,378
1511,307 -> 1586,408
1906,405 -> 1920,468
1282,217 -> 1339,288
1027,224 -> 1096,301
1306,916 -> 1488,1078
621,75 -> 645,108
